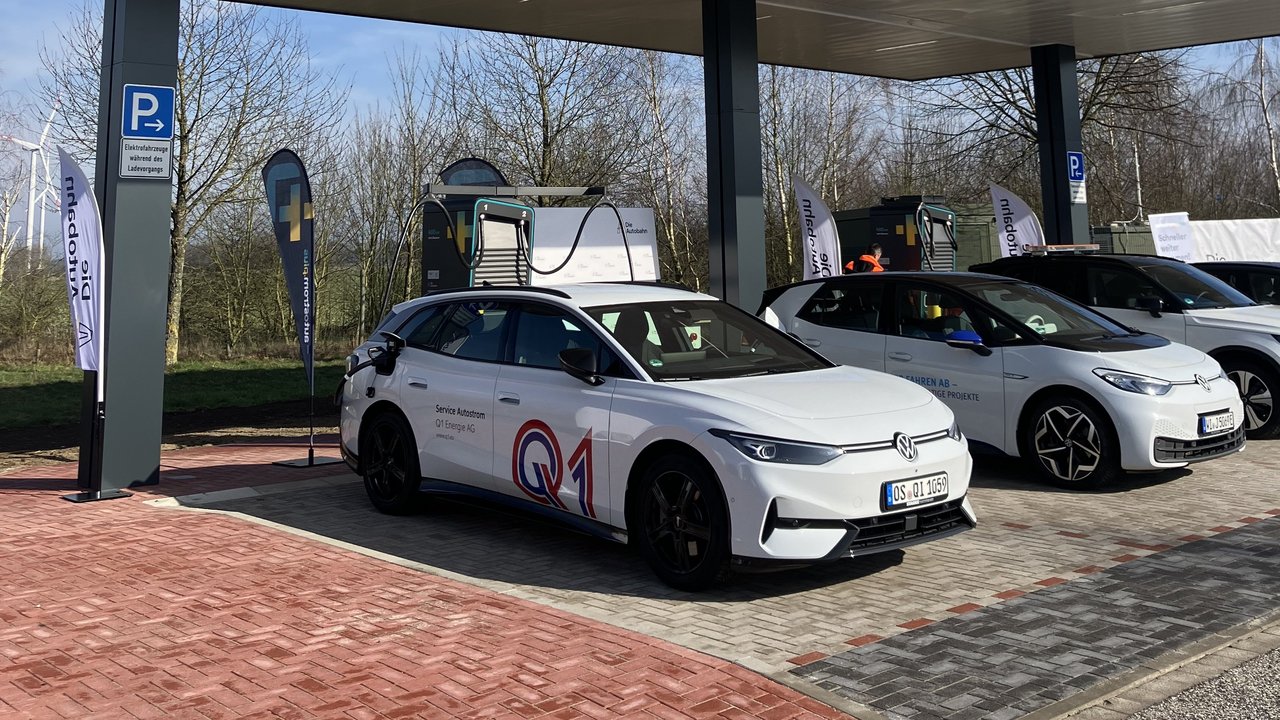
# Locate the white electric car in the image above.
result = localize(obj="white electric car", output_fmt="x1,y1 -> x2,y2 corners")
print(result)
340,283 -> 975,590
974,254 -> 1280,439
761,272 -> 1245,489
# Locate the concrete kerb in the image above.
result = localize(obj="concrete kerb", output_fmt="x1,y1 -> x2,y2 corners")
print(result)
1033,608 -> 1280,720
144,473 -> 356,507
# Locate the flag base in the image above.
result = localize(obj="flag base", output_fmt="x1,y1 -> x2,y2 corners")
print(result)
272,456 -> 344,468
62,489 -> 133,503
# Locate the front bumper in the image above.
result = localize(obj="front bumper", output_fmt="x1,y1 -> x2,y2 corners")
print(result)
1097,378 -> 1245,470
695,430 -> 975,561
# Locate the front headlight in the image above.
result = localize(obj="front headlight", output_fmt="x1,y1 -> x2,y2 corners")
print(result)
1092,368 -> 1172,396
946,418 -> 963,441
709,430 -> 843,465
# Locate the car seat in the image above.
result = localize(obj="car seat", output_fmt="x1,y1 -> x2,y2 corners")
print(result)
611,309 -> 662,365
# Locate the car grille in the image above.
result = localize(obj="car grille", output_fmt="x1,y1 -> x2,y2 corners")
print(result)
1154,427 -> 1245,463
845,499 -> 971,552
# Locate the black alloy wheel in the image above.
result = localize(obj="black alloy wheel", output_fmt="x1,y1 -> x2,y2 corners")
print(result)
361,412 -> 422,514
1023,396 -> 1120,490
635,455 -> 730,591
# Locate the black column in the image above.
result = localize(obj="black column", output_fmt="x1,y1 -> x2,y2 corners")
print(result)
703,0 -> 765,310
1031,44 -> 1090,246
91,0 -> 180,491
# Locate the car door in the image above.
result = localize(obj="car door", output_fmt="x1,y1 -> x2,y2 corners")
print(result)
1082,264 -> 1187,343
884,281 -> 1006,448
492,302 -> 620,522
396,300 -> 509,489
786,278 -> 888,371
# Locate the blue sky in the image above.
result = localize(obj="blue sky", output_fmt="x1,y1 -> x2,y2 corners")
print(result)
0,0 -> 457,130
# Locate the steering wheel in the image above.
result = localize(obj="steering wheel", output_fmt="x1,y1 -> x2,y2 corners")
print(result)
1025,314 -> 1045,326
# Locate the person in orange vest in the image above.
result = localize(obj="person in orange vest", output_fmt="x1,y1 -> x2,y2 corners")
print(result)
845,243 -> 884,273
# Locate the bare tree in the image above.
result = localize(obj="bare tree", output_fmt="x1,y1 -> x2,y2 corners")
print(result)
40,0 -> 347,364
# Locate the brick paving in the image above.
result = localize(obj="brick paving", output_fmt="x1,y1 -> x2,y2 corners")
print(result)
0,442 -> 845,720
792,518 -> 1280,719
200,445 -> 1280,674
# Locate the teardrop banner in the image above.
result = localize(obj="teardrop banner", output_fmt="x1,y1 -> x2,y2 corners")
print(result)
263,148 -> 341,468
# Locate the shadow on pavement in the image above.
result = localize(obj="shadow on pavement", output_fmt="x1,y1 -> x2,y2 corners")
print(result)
203,480 -> 907,601
970,454 -> 1192,494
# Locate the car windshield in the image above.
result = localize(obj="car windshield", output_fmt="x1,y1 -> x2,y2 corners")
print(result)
967,281 -> 1135,339
1137,262 -> 1256,309
585,299 -> 831,381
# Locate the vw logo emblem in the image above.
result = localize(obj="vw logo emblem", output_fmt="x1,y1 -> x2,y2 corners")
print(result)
1195,374 -> 1211,392
894,432 -> 918,462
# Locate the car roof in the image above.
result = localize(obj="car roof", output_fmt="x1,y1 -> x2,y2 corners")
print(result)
1195,260 -> 1280,269
980,253 -> 1184,266
390,282 -> 716,315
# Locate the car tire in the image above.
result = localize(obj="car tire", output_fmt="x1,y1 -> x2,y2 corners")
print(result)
1223,360 -> 1280,439
634,453 -> 731,591
1021,395 -> 1121,490
360,411 -> 423,515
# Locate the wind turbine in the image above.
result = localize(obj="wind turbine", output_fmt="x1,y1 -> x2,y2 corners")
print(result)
1,104 -> 59,270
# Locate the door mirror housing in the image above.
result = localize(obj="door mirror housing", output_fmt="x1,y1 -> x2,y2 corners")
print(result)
945,329 -> 993,356
1135,296 -> 1164,317
559,348 -> 605,386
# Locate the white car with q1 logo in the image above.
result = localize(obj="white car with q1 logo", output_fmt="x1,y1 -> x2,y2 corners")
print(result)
339,283 -> 975,590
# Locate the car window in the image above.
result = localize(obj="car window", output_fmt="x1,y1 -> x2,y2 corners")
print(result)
1250,272 -> 1280,305
585,300 -> 830,381
429,301 -> 513,362
397,304 -> 449,350
511,303 -> 629,377
1084,266 -> 1167,311
893,283 -> 1022,346
1136,262 -> 1254,309
797,281 -> 883,332
967,281 -> 1131,339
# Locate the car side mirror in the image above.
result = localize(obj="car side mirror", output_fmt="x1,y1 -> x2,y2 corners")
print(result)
559,347 -> 605,386
373,331 -> 405,375
1136,296 -> 1163,317
945,330 -> 993,356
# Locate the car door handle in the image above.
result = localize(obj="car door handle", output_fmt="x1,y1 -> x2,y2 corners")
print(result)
802,338 -> 822,347
407,377 -> 429,389
888,351 -> 913,362
498,392 -> 520,405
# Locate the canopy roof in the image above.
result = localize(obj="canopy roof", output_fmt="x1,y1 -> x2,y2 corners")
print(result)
244,0 -> 1278,79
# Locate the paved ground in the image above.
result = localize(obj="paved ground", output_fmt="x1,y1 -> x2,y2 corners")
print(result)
3,437 -> 1279,719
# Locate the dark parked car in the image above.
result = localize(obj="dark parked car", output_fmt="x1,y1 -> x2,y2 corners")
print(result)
1195,261 -> 1280,306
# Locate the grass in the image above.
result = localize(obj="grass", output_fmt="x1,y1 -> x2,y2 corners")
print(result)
0,359 -> 346,430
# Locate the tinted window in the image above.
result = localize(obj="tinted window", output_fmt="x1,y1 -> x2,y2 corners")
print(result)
1085,266 -> 1166,310
797,281 -> 884,332
1249,272 -> 1280,305
585,300 -> 830,381
511,303 -> 628,377
1136,262 -> 1254,309
398,304 -> 449,349
429,302 -> 513,362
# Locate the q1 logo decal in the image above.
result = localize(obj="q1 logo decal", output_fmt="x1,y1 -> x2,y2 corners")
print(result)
512,419 -> 595,518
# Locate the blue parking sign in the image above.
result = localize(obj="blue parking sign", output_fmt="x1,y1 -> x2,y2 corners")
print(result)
121,84 -> 175,141
1067,151 -> 1085,183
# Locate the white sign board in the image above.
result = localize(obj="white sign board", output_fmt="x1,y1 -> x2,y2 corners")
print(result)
1191,219 -> 1280,262
119,138 -> 173,179
528,207 -> 659,286
1149,211 -> 1196,262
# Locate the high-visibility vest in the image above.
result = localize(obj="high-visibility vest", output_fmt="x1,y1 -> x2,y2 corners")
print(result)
845,255 -> 884,273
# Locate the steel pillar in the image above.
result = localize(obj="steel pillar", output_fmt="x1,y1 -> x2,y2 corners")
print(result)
703,0 -> 765,310
1031,44 -> 1090,246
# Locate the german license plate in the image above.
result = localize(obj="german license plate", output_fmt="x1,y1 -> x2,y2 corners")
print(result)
1199,411 -> 1234,436
884,473 -> 948,509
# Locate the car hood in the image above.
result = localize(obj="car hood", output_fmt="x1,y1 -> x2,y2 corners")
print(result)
1090,341 -> 1218,381
677,366 -> 934,421
1186,305 -> 1280,334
